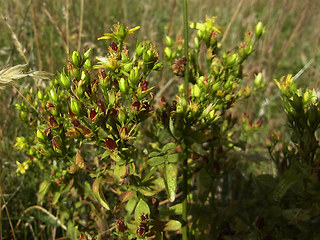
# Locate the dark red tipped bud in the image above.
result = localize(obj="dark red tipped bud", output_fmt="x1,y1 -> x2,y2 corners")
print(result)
49,116 -> 57,126
97,99 -> 106,113
89,108 -> 97,121
141,80 -> 148,91
105,137 -> 117,151
131,101 -> 141,110
116,218 -> 126,233
111,42 -> 118,52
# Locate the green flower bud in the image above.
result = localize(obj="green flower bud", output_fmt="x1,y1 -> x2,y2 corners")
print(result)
83,58 -> 92,70
129,67 -> 139,84
136,42 -> 144,57
76,80 -> 85,98
37,90 -> 43,100
255,21 -> 264,38
70,67 -> 81,80
254,73 -> 263,88
118,109 -> 126,125
119,78 -> 129,94
108,91 -> 116,106
15,103 -> 21,110
59,71 -> 70,90
165,36 -> 174,47
20,111 -> 27,121
70,98 -> 82,116
226,53 -> 238,66
81,71 -> 89,82
244,44 -> 253,56
164,47 -> 172,59
83,48 -> 93,60
123,62 -> 133,72
212,81 -> 220,92
192,84 -> 201,98
37,129 -> 46,142
71,50 -> 82,68
49,89 -> 58,103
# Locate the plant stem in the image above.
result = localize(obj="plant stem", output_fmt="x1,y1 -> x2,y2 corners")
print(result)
182,0 -> 189,239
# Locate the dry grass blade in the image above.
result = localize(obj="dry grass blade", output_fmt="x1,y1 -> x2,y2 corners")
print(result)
0,186 -> 17,240
1,15 -> 28,64
14,205 -> 67,232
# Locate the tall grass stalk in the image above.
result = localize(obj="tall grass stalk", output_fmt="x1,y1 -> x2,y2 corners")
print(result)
182,0 -> 189,239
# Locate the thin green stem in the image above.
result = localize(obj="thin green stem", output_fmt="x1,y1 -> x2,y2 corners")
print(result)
182,0 -> 189,239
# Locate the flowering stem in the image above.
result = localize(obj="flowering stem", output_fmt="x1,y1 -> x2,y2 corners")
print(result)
182,0 -> 189,239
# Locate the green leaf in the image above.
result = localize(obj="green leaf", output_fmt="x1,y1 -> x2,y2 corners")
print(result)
273,177 -> 297,202
92,177 -> 110,210
38,180 -> 51,204
126,196 -> 138,214
135,198 -> 150,223
66,220 -> 77,240
164,163 -> 178,202
162,142 -> 176,153
254,174 -> 276,189
167,153 -> 180,163
100,150 -> 111,160
169,203 -> 182,215
148,156 -> 166,166
52,192 -> 61,205
164,220 -> 181,231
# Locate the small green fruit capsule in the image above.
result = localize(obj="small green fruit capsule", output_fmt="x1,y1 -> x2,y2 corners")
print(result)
255,21 -> 264,38
136,42 -> 144,57
192,84 -> 201,98
59,71 -> 70,90
83,58 -> 92,70
71,50 -> 82,68
123,62 -> 133,72
37,90 -> 44,100
15,103 -> 21,110
212,82 -> 220,92
118,109 -> 126,125
119,78 -> 128,94
76,81 -> 85,98
70,98 -> 82,116
20,111 -> 27,121
165,36 -> 174,47
226,53 -> 238,66
83,48 -> 93,60
164,47 -> 172,59
49,89 -> 58,103
254,73 -> 263,88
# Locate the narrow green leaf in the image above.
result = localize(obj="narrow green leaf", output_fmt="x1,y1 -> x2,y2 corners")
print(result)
273,178 -> 297,201
164,163 -> 178,202
148,156 -> 166,166
92,177 -> 110,210
100,150 -> 111,160
38,180 -> 51,204
52,192 -> 61,205
135,198 -> 150,223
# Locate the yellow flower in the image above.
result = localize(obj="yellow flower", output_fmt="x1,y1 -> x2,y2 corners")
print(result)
14,137 -> 28,150
16,160 -> 32,176
274,74 -> 294,91
93,56 -> 117,70
98,23 -> 140,42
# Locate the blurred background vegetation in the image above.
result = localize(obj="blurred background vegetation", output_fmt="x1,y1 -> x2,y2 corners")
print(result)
0,0 -> 319,238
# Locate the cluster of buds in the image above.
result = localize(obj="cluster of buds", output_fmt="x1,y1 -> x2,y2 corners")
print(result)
136,214 -> 150,237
